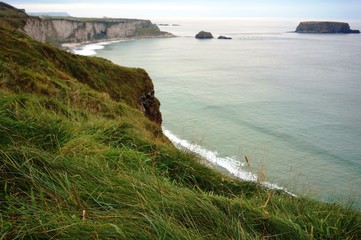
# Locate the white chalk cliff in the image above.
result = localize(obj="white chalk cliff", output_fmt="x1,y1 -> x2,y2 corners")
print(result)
24,17 -> 172,45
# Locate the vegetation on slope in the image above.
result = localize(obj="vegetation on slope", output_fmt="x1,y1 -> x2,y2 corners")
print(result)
1,3 -> 360,239
0,2 -> 27,28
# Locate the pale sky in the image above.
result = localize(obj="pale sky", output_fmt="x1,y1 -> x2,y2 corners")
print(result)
8,0 -> 361,20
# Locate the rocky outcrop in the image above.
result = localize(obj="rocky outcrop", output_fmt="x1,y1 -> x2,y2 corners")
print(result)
218,35 -> 232,39
139,90 -> 162,125
24,17 -> 173,45
195,31 -> 213,39
295,21 -> 360,34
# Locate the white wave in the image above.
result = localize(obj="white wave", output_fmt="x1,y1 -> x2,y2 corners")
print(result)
163,128 -> 296,196
72,40 -> 125,56
72,44 -> 104,56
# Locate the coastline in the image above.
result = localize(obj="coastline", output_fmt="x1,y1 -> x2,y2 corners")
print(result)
163,129 -> 296,197
71,35 -> 297,197
77,34 -> 297,198
62,39 -> 126,55
2,3 -> 361,238
61,34 -> 175,53
88,27 -> 361,208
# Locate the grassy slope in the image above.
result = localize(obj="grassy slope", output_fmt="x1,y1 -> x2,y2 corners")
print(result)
1,3 -> 360,239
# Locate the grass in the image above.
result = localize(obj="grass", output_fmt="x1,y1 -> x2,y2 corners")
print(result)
1,3 -> 361,239
39,16 -> 149,23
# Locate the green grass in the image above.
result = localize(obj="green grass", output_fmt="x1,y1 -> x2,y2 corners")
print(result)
0,2 -> 27,28
40,16 -> 148,23
135,28 -> 172,37
1,3 -> 361,239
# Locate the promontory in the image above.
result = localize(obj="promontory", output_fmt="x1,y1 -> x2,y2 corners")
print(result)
295,21 -> 360,34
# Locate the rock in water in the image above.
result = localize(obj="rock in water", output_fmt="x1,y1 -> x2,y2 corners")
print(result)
195,31 -> 214,39
295,21 -> 360,34
218,35 -> 232,39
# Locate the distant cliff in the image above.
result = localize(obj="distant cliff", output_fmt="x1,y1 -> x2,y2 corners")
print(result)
296,21 -> 360,34
24,16 -> 173,45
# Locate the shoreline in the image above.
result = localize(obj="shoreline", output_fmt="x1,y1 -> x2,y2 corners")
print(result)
61,33 -> 176,52
67,32 -> 300,199
163,129 -> 296,197
69,35 -> 297,198
62,39 -> 126,55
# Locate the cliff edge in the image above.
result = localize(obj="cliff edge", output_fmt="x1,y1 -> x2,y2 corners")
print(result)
296,21 -> 360,34
0,2 -> 162,125
0,2 -> 173,47
24,17 -> 173,46
25,17 -> 174,46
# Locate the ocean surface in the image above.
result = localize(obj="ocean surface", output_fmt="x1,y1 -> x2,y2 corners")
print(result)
74,18 -> 361,207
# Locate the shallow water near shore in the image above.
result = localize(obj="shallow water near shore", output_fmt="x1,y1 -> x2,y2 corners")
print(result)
79,18 -> 361,208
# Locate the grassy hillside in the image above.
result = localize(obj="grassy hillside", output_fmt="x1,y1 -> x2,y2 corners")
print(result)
1,3 -> 360,239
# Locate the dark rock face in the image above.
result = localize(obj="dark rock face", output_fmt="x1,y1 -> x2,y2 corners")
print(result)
218,35 -> 232,39
139,90 -> 162,125
195,31 -> 213,39
296,21 -> 360,34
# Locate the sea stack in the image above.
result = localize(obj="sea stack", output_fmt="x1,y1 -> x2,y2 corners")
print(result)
195,31 -> 213,39
295,21 -> 360,34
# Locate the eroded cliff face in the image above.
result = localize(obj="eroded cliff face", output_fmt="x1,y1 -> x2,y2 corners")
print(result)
296,21 -> 360,34
24,17 -> 171,45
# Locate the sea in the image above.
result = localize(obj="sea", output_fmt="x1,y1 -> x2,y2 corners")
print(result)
73,18 -> 361,208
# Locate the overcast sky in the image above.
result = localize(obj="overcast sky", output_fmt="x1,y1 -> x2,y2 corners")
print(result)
9,0 -> 361,20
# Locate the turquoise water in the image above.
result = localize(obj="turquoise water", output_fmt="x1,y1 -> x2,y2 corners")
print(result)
85,19 -> 361,207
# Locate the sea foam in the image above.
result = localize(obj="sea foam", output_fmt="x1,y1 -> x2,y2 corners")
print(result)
163,128 -> 295,196
72,40 -> 124,56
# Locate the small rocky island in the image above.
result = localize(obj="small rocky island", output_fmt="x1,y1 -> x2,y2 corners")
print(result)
195,31 -> 213,39
218,35 -> 232,39
295,21 -> 360,34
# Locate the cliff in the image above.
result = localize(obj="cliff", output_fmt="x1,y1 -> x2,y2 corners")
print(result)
24,16 -> 173,45
296,21 -> 360,33
1,3 -> 360,239
0,2 -> 162,125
